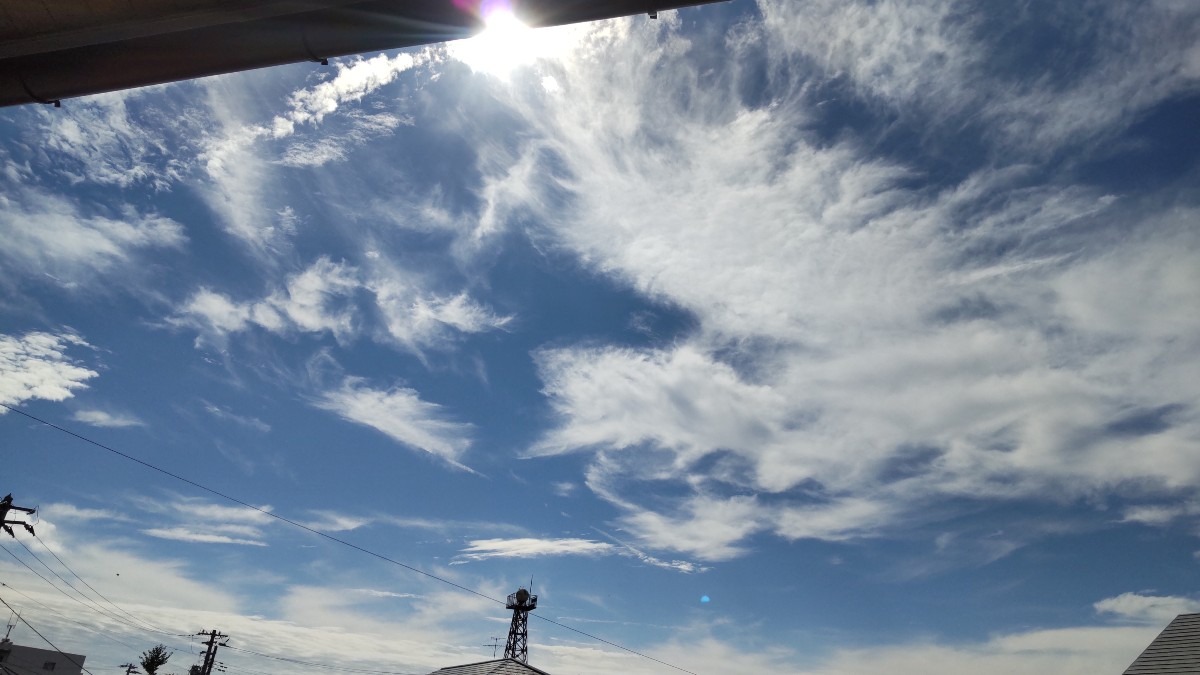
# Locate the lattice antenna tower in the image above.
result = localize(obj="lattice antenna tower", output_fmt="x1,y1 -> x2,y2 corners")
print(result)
502,586 -> 537,663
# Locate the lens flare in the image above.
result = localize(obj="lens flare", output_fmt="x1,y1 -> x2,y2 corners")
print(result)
448,4 -> 578,78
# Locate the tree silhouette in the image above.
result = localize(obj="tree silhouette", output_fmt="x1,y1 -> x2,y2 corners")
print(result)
140,645 -> 172,675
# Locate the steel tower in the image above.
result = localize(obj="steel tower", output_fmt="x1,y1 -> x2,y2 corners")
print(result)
502,587 -> 537,663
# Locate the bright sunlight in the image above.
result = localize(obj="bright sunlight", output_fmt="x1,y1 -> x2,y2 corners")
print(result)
448,7 -> 577,78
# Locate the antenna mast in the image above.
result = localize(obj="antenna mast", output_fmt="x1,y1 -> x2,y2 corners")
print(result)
3,610 -> 17,641
502,586 -> 537,663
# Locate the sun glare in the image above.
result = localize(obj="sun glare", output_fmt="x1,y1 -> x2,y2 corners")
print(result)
449,8 -> 574,78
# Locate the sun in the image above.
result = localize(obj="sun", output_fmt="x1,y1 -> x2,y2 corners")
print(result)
448,7 -> 574,78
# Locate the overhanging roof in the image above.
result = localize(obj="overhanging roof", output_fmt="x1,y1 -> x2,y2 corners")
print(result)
1124,613 -> 1200,674
0,0 -> 724,107
429,658 -> 553,675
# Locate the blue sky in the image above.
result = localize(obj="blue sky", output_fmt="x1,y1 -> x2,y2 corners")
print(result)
2,1 -> 1199,673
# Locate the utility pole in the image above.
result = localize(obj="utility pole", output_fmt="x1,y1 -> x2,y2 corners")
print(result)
483,636 -> 502,658
120,664 -> 140,675
196,629 -> 228,675
0,494 -> 36,538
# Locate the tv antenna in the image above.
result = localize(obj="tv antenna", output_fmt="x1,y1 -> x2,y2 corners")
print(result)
483,636 -> 502,658
4,609 -> 18,641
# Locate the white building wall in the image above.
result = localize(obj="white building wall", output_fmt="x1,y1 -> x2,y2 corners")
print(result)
0,639 -> 86,675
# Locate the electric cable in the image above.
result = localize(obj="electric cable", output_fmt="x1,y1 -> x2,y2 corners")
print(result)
1,539 -> 185,639
31,530 -> 181,636
0,580 -> 144,653
0,591 -> 95,675
10,537 -> 181,638
0,403 -> 700,675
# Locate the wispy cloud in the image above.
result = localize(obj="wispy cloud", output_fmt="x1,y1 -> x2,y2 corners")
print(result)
0,186 -> 186,286
453,535 -> 707,573
141,527 -> 268,546
71,409 -> 144,428
453,537 -> 616,562
0,332 -> 98,410
759,0 -> 1200,153
40,503 -> 127,522
351,588 -> 422,600
202,400 -> 271,432
271,52 -> 430,137
131,495 -> 275,547
1094,592 -> 1200,626
465,5 -> 1200,560
303,510 -> 372,533
314,377 -> 473,465
171,257 -> 508,351
593,529 -> 710,574
36,87 -> 190,189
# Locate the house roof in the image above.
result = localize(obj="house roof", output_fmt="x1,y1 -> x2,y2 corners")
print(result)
1124,613 -> 1200,674
429,658 -> 553,675
0,0 -> 724,107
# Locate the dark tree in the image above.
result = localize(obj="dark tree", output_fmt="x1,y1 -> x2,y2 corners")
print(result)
140,645 -> 172,675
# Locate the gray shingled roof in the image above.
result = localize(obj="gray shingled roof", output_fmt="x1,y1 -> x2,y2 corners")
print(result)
1124,613 -> 1200,674
430,658 -> 552,675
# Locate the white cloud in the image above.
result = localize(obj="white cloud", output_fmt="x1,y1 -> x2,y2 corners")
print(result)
593,529 -> 710,573
776,498 -> 890,542
454,535 -> 708,573
172,257 -> 508,351
130,496 -> 274,547
0,187 -> 186,284
454,538 -> 616,562
272,52 -> 428,136
37,87 -> 188,189
352,588 -> 421,600
617,495 -> 764,562
194,76 -> 289,254
141,527 -> 268,546
39,503 -> 126,522
71,409 -> 145,428
466,9 -> 1200,559
1121,502 -> 1200,527
315,377 -> 472,464
368,265 -> 512,352
533,344 -> 789,465
1094,592 -> 1200,626
194,54 -> 432,251
304,511 -> 372,532
0,332 -> 98,410
172,257 -> 360,345
758,0 -> 1200,153
4,506 -> 1174,675
809,625 -> 1156,675
202,400 -> 271,432
166,499 -> 274,525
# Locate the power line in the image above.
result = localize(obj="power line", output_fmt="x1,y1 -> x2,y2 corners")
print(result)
31,531 -> 180,636
10,536 -> 179,637
0,403 -> 700,675
0,579 -> 195,660
1,539 -> 184,639
0,591 -> 95,675
0,580 -> 144,653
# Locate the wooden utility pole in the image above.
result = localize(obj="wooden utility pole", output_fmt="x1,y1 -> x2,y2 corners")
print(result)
120,664 -> 140,675
0,494 -> 36,538
196,629 -> 228,675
